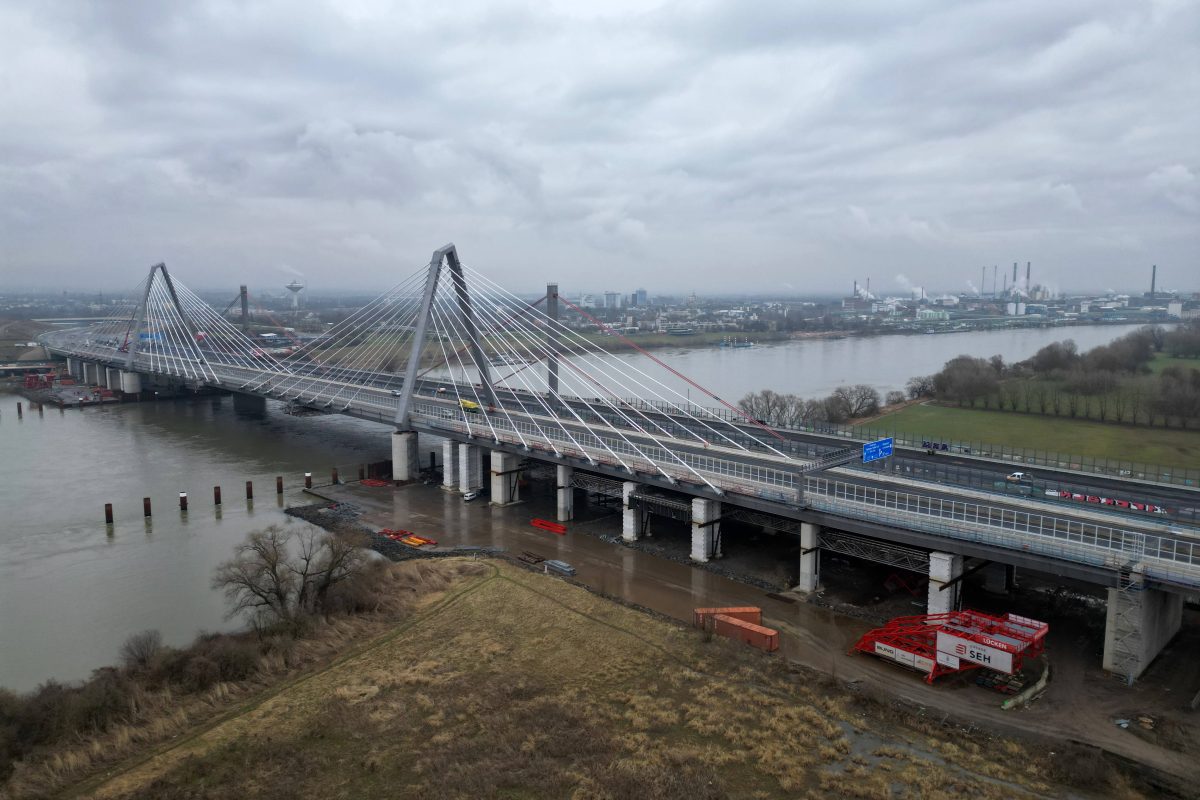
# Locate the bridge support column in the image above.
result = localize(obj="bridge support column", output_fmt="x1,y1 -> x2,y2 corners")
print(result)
441,440 -> 459,491
981,563 -> 1016,594
392,431 -> 419,483
81,362 -> 94,385
119,371 -> 142,395
1103,568 -> 1183,681
105,368 -> 121,390
65,357 -> 76,378
490,451 -> 521,506
556,466 -> 574,521
459,444 -> 483,494
794,522 -> 820,593
690,498 -> 722,562
232,393 -> 267,415
927,552 -> 963,615
621,481 -> 639,542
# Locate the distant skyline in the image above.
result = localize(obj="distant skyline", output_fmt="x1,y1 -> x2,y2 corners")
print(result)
1,2 -> 1196,295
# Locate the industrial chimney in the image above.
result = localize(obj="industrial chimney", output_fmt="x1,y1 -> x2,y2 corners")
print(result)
1151,265 -> 1157,298
1025,262 -> 1031,289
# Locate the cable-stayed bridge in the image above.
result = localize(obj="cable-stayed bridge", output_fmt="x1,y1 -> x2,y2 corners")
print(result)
42,244 -> 1199,680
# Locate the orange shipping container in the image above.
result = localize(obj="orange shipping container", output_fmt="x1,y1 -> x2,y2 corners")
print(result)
712,614 -> 779,653
693,606 -> 762,627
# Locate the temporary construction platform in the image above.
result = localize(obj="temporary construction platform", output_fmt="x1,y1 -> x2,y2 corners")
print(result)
852,610 -> 1048,684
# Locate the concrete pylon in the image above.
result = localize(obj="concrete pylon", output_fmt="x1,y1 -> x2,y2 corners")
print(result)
459,443 -> 483,493
556,465 -> 574,521
690,498 -> 721,562
621,481 -> 639,542
795,522 -> 820,592
927,552 -> 964,614
391,431 -> 419,482
490,451 -> 521,506
1103,566 -> 1184,680
441,440 -> 460,491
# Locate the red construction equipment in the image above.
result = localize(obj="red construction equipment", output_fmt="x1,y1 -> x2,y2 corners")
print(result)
852,609 -> 1047,684
530,518 -> 567,535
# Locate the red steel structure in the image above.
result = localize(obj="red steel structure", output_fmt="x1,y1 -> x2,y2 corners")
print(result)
852,609 -> 1048,684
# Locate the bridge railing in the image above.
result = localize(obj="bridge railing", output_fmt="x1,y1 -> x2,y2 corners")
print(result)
620,396 -> 1200,489
805,477 -> 1200,588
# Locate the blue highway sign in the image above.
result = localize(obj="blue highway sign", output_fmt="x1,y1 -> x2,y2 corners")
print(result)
862,437 -> 894,463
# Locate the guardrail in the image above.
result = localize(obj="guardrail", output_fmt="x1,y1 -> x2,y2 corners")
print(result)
620,396 -> 1200,489
804,477 -> 1200,589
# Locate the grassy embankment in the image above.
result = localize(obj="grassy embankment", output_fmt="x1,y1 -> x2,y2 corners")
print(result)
59,560 -> 1146,800
860,403 -> 1200,468
0,319 -> 52,361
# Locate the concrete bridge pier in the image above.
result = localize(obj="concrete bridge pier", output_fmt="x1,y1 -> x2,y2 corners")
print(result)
794,522 -> 820,593
1103,566 -> 1184,680
119,371 -> 142,395
981,563 -> 1017,594
556,465 -> 574,521
65,357 -> 76,378
458,443 -> 483,494
490,451 -> 522,506
621,481 -> 640,542
81,362 -> 95,385
441,440 -> 459,491
690,498 -> 722,562
392,431 -> 420,482
927,552 -> 964,614
105,368 -> 121,391
232,392 -> 267,415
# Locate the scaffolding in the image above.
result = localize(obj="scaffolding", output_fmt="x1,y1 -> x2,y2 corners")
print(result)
852,609 -> 1048,684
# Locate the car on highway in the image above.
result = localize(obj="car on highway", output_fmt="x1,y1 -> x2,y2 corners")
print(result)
1005,471 -> 1031,482
1086,495 -> 1100,503
1070,492 -> 1086,501
1044,489 -> 1066,497
462,489 -> 481,502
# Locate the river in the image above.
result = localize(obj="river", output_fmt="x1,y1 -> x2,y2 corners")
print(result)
0,322 -> 1150,692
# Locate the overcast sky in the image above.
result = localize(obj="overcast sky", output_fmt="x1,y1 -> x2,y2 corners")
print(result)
0,1 -> 1196,296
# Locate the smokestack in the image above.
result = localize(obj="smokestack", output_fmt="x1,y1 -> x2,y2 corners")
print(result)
1003,274 -> 1008,295
866,277 -> 870,296
1025,262 -> 1031,289
992,265 -> 998,297
854,280 -> 858,297
1151,264 -> 1157,298
981,266 -> 986,297
1012,262 -> 1018,285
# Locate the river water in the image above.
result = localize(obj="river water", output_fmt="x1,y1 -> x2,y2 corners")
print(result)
0,322 -> 1148,692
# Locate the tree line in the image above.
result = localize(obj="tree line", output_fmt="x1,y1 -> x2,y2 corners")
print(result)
739,383 -> 902,426
912,321 -> 1200,428
736,320 -> 1200,431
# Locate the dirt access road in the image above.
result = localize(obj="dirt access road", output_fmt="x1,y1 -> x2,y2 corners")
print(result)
309,479 -> 1200,785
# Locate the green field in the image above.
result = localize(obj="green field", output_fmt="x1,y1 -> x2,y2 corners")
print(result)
1149,352 -> 1200,374
861,402 -> 1200,469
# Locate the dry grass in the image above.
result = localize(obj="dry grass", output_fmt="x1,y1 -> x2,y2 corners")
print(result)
34,560 -> 1155,800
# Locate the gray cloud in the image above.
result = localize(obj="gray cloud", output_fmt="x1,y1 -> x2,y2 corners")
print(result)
0,0 -> 1196,295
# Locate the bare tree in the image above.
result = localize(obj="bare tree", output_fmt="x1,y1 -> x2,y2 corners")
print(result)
212,524 -> 368,629
905,375 -> 936,400
213,526 -> 296,626
833,384 -> 880,417
120,630 -> 163,671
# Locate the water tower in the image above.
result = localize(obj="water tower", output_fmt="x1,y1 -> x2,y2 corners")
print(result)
284,280 -> 305,313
